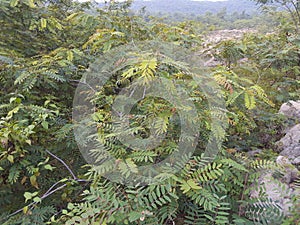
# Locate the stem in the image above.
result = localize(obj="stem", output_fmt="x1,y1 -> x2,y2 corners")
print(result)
5,150 -> 89,220
46,149 -> 77,180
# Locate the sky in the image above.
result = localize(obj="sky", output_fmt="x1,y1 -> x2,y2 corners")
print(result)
77,0 -> 125,2
77,0 -> 228,2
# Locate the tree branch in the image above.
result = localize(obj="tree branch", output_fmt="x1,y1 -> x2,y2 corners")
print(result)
5,150 -> 90,220
46,149 -> 77,180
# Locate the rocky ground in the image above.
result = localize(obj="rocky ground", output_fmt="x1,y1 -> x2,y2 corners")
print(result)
200,29 -> 256,67
203,29 -> 257,44
251,100 -> 300,216
200,29 -> 300,216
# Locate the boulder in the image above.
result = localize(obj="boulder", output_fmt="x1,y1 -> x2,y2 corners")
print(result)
276,124 -> 300,165
248,102 -> 300,218
250,172 -> 293,216
279,100 -> 300,121
250,156 -> 299,216
293,156 -> 300,165
247,149 -> 262,157
276,156 -> 299,183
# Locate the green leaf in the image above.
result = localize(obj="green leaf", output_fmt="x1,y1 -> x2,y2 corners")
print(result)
67,51 -> 74,61
9,97 -> 17,103
30,175 -> 39,189
7,155 -> 14,163
42,121 -> 49,130
7,106 -> 20,119
44,164 -> 55,171
23,206 -> 29,214
244,92 -> 256,110
10,0 -> 19,7
180,181 -> 191,194
187,179 -> 202,190
33,196 -> 42,203
41,18 -> 47,29
27,0 -> 36,8
24,191 -> 38,203
128,211 -> 142,222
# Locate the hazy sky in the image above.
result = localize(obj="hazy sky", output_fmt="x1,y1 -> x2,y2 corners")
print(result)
77,0 -> 125,2
77,0 -> 228,2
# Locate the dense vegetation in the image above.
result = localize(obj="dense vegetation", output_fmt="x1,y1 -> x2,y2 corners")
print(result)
0,0 -> 299,224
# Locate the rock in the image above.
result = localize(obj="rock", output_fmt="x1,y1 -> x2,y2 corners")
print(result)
247,149 -> 262,157
203,56 -> 220,67
276,156 -> 299,184
203,29 -> 257,44
248,102 -> 300,218
250,172 -> 293,216
276,124 -> 300,165
276,155 -> 293,167
250,157 -> 299,216
293,156 -> 300,165
279,100 -> 300,121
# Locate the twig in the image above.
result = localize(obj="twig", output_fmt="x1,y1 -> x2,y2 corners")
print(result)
46,150 -> 77,180
7,183 -> 67,218
239,173 -> 249,216
43,179 -> 64,196
142,86 -> 147,99
41,184 -> 67,199
5,151 -> 89,220
129,86 -> 137,98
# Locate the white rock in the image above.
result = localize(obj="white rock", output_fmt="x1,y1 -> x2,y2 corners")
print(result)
250,173 -> 293,216
277,124 -> 300,165
279,100 -> 300,121
293,156 -> 300,165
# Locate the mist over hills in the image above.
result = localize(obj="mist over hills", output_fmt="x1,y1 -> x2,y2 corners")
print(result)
129,0 -> 259,15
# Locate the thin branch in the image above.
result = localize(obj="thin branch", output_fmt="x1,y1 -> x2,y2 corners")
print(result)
290,0 -> 300,30
4,148 -> 90,221
7,202 -> 35,218
43,179 -> 66,196
6,177 -> 90,219
7,183 -> 67,218
41,184 -> 67,199
129,86 -> 137,98
283,1 -> 299,31
142,86 -> 147,99
238,173 -> 249,217
46,149 -> 77,180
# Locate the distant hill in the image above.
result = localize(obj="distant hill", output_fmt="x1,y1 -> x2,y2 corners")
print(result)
129,0 -> 259,15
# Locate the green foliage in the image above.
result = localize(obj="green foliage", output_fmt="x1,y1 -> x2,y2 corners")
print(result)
0,0 -> 299,224
253,0 -> 300,33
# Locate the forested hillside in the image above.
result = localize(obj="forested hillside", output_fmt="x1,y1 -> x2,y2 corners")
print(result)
0,0 -> 299,224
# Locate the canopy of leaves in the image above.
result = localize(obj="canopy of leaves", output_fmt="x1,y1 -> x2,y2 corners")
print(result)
0,0 -> 299,225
